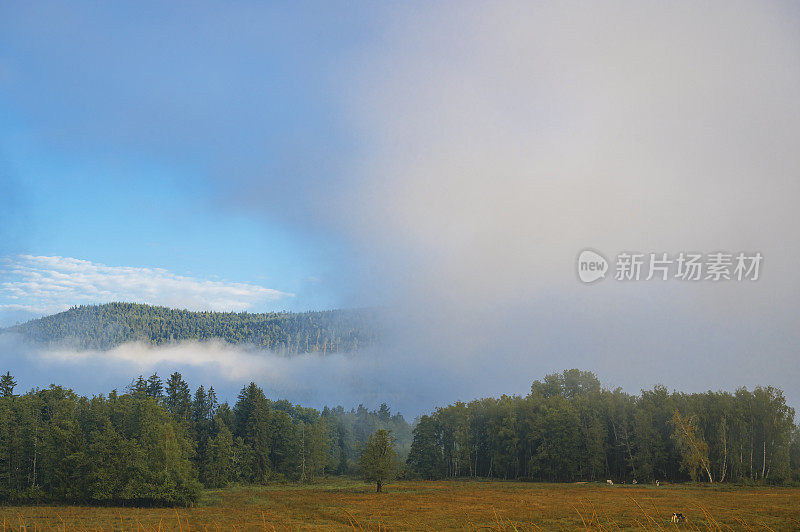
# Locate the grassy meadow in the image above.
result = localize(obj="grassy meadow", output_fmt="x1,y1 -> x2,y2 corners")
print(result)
1,479 -> 799,531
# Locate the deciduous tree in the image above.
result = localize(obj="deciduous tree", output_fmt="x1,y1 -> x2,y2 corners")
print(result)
359,429 -> 398,492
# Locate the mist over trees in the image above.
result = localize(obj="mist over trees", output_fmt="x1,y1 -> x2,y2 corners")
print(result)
6,303 -> 378,353
406,370 -> 799,485
0,372 -> 411,505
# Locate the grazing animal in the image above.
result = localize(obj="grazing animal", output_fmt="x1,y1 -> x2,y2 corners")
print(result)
632,479 -> 637,484
671,513 -> 685,523
655,480 -> 660,487
606,479 -> 613,485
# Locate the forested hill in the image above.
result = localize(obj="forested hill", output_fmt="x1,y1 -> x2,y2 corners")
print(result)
5,302 -> 379,352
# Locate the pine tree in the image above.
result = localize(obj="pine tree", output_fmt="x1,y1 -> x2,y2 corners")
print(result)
165,372 -> 192,421
129,376 -> 147,398
146,373 -> 163,399
193,386 -> 210,424
202,423 -> 235,487
0,372 -> 17,397
269,411 -> 300,479
234,383 -> 272,482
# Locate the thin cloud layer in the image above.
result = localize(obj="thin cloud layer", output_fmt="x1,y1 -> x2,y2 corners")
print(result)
0,334 -> 417,414
0,254 -> 291,322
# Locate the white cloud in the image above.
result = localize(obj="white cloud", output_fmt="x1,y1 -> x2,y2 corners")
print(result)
0,254 -> 292,316
0,334 -> 419,414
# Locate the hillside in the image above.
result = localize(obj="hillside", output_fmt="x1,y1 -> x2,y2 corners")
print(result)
6,302 -> 379,353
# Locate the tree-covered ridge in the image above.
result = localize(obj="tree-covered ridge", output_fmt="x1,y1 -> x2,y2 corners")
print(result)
7,302 -> 379,352
0,371 -> 411,505
406,369 -> 800,484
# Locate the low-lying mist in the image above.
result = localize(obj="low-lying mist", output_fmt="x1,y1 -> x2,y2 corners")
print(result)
0,333 -> 409,413
3,303 -> 798,418
3,331 -> 514,416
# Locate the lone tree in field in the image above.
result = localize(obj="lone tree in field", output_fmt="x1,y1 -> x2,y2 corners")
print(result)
359,429 -> 399,492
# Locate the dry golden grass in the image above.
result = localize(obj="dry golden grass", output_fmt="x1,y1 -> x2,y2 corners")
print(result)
1,480 -> 799,531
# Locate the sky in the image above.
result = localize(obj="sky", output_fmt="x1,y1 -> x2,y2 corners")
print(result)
0,2 -> 379,321
1,2 -> 799,415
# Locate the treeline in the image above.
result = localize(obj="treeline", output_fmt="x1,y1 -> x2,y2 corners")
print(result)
2,368 -> 797,506
407,369 -> 800,484
0,372 -> 410,505
7,302 -> 379,353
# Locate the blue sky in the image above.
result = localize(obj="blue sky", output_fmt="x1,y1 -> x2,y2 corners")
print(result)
1,2 -> 799,412
0,2 -> 389,324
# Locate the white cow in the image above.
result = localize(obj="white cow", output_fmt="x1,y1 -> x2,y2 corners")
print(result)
606,479 -> 613,485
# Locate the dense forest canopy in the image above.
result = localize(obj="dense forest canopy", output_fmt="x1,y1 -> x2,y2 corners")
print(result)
0,369 -> 798,506
406,370 -> 800,485
0,371 -> 411,505
4,302 -> 379,353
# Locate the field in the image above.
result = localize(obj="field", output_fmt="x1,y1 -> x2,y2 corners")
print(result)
2,480 -> 799,531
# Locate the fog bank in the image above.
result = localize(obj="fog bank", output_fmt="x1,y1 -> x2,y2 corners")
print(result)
3,2 -> 799,415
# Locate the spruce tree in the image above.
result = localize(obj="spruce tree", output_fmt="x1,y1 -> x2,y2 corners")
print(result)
0,372 -> 17,397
